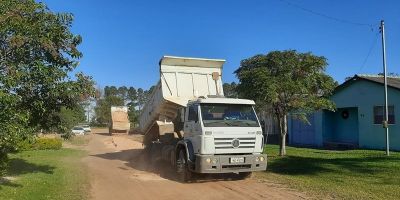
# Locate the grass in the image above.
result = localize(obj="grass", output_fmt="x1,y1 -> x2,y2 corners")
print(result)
256,145 -> 400,199
0,149 -> 88,200
66,135 -> 90,146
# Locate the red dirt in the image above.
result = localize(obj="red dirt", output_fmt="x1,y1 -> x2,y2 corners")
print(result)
82,128 -> 308,200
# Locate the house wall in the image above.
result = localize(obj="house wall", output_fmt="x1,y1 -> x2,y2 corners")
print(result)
289,79 -> 400,150
288,111 -> 324,147
331,80 -> 400,150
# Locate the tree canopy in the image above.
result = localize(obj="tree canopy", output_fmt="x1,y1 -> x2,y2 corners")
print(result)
94,85 -> 154,127
0,0 -> 94,174
223,82 -> 238,98
235,50 -> 337,155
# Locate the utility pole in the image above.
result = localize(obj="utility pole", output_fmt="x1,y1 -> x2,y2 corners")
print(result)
380,20 -> 389,156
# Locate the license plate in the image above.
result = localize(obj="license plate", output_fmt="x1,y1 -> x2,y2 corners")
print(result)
230,157 -> 244,163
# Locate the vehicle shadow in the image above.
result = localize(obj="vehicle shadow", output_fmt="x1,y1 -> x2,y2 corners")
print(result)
92,149 -> 246,183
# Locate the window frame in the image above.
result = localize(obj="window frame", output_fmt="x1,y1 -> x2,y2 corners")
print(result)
373,105 -> 395,125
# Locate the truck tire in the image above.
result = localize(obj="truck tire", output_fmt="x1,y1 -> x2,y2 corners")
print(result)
176,149 -> 192,183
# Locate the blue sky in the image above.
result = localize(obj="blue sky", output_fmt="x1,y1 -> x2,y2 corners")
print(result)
43,0 -> 400,90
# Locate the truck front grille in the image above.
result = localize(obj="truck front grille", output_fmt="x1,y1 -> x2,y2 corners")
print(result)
214,137 -> 256,149
222,164 -> 251,169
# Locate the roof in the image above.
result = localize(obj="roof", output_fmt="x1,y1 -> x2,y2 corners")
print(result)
159,55 -> 226,68
190,97 -> 256,105
335,74 -> 400,92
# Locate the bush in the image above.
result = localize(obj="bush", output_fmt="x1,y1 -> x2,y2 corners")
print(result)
16,139 -> 34,151
61,132 -> 73,140
16,138 -> 62,151
33,138 -> 62,150
0,152 -> 8,177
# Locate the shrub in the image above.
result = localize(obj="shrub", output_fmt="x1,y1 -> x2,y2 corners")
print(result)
16,138 -> 62,151
0,152 -> 8,177
61,132 -> 73,140
16,139 -> 34,151
33,138 -> 62,150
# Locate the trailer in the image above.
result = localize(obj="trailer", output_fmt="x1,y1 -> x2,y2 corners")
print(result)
110,106 -> 130,135
140,56 -> 267,182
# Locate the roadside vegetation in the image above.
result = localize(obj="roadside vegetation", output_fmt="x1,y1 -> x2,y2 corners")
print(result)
0,0 -> 95,175
235,51 -> 337,156
0,149 -> 88,200
259,145 -> 400,199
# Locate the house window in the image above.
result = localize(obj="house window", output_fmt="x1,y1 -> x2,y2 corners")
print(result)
373,106 -> 395,124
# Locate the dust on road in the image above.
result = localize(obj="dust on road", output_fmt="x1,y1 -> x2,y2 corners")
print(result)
82,128 -> 308,200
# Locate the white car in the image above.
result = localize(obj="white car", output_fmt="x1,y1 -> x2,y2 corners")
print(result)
82,125 -> 91,132
71,127 -> 85,135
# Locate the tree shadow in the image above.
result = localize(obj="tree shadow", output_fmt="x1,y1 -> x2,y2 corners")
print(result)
7,158 -> 55,177
266,155 -> 400,176
0,177 -> 22,188
1,158 -> 55,188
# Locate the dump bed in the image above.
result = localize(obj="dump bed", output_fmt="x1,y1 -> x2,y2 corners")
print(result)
111,106 -> 130,131
139,56 -> 225,134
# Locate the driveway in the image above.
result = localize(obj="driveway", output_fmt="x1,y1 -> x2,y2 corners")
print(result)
82,128 -> 307,200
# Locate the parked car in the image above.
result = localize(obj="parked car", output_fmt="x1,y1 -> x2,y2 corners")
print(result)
82,125 -> 91,132
71,126 -> 85,135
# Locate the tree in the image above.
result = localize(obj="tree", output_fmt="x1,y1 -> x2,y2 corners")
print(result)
223,82 -> 238,98
137,88 -> 145,111
94,95 -> 124,125
127,87 -> 137,103
127,101 -> 139,127
118,86 -> 128,102
235,50 -> 336,156
0,0 -> 94,173
57,106 -> 86,134
105,86 -> 118,97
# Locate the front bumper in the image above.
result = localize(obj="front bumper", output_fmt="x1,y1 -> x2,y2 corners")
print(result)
192,154 -> 267,173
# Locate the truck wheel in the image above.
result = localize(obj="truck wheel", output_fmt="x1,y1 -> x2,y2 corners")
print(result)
176,149 -> 192,183
237,172 -> 252,180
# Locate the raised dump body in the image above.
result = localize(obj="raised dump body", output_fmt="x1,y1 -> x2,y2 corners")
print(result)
110,106 -> 130,134
139,56 -> 225,142
139,56 -> 267,182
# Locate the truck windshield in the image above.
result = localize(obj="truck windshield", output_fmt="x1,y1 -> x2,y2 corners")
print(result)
200,103 -> 259,127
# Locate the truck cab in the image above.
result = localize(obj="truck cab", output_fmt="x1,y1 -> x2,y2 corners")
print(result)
180,97 -> 267,174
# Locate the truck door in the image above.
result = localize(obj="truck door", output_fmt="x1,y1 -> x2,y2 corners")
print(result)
184,104 -> 201,153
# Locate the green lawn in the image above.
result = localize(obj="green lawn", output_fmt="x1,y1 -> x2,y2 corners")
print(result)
0,149 -> 88,200
257,145 -> 400,199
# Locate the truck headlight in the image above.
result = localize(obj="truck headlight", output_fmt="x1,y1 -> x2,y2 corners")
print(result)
256,131 -> 262,135
205,131 -> 212,135
255,157 -> 260,162
206,158 -> 211,163
212,158 -> 218,164
259,156 -> 265,162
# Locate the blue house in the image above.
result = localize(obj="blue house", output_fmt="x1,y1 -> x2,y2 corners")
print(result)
288,74 -> 400,150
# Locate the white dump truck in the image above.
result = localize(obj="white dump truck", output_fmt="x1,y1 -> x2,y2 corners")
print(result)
110,106 -> 130,135
139,56 -> 267,182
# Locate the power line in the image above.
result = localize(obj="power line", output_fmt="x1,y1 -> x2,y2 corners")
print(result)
357,31 -> 380,73
276,0 -> 377,29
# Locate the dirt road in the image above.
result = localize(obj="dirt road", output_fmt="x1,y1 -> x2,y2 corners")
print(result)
82,128 -> 307,200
